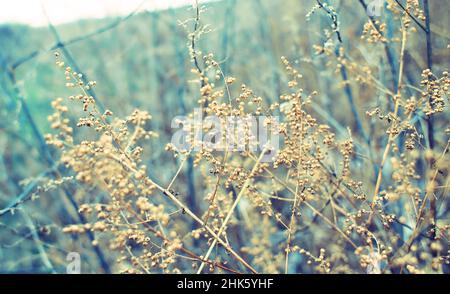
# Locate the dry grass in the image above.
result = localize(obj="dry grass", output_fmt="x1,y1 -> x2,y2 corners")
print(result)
1,0 -> 449,274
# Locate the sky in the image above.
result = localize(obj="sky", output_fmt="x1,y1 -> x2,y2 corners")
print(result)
0,0 -> 200,27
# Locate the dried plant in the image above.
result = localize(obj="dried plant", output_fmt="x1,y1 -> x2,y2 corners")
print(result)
1,0 -> 448,274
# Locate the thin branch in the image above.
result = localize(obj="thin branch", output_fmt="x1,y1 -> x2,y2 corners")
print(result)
394,0 -> 428,33
422,0 -> 436,244
369,24 -> 408,223
4,68 -> 112,274
423,0 -> 434,149
191,0 -> 204,79
316,0 -> 370,145
11,0 -> 148,71
20,210 -> 56,273
41,5 -> 106,113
